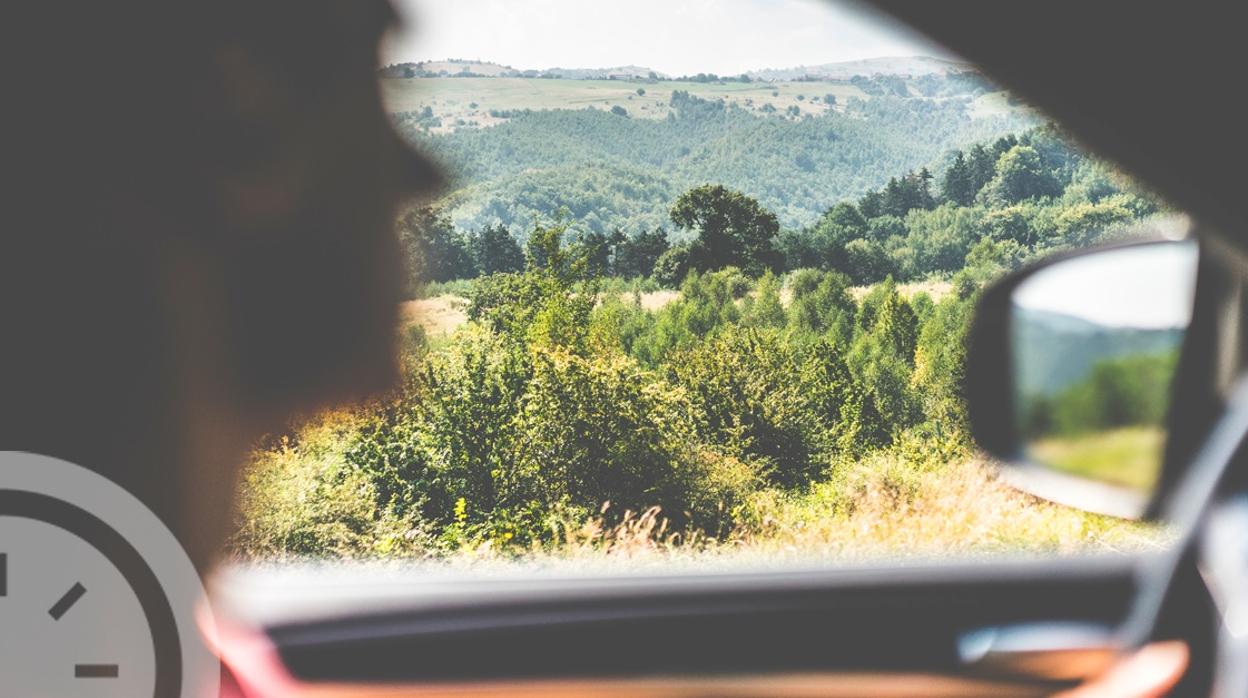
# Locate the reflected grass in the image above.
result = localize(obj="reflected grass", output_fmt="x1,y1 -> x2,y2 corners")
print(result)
1029,426 -> 1164,492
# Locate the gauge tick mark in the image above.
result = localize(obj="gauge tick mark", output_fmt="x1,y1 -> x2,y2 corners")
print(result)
74,664 -> 119,679
49,582 -> 86,620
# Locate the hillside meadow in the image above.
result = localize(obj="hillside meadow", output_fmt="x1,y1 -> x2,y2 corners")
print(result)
380,69 -> 1028,133
381,77 -> 878,130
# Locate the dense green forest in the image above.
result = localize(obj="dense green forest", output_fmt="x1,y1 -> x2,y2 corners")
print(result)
395,87 -> 1035,233
1025,351 -> 1177,439
398,124 -> 1158,292
233,122 -> 1162,558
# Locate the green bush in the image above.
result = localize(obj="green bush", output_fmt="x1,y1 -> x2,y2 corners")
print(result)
742,271 -> 786,329
512,348 -> 754,535
786,269 -> 855,345
847,281 -> 920,442
668,327 -> 821,487
630,269 -> 741,366
341,322 -> 761,548
653,243 -> 692,287
587,293 -> 654,356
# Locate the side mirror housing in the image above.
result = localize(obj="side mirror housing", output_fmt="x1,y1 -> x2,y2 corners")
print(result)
966,238 -> 1198,519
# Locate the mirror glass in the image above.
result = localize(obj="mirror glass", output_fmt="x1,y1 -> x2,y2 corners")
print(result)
1009,241 -> 1198,517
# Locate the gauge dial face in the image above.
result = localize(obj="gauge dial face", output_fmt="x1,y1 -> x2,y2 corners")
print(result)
0,516 -> 156,695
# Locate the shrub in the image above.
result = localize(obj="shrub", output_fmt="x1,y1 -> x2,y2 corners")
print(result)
742,271 -> 786,329
345,326 -> 531,541
342,326 -> 757,547
233,412 -> 432,559
587,293 -> 654,356
652,244 -> 692,288
667,326 -> 821,487
631,269 -> 741,366
848,282 -> 920,441
787,269 -> 855,346
512,348 -> 750,534
912,294 -> 975,432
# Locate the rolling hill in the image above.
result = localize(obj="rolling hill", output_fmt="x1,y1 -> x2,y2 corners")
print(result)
1013,307 -> 1184,396
384,58 -> 1037,234
747,55 -> 973,81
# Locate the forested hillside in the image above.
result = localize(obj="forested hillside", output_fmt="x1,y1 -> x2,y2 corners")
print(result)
390,76 -> 1034,232
395,124 -> 1159,293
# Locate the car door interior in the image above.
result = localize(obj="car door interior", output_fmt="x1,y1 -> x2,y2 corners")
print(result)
215,554 -> 1152,696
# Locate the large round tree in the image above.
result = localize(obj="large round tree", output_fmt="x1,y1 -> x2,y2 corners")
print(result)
670,184 -> 781,276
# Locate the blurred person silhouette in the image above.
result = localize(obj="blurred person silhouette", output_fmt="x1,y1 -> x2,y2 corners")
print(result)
1,0 -> 441,567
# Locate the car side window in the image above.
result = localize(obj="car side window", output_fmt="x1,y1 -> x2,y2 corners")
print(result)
231,0 -> 1173,568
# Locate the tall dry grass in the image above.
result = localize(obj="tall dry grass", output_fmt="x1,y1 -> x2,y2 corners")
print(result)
232,406 -> 1163,571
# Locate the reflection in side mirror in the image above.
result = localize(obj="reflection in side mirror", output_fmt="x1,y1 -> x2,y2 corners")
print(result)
1005,241 -> 1198,518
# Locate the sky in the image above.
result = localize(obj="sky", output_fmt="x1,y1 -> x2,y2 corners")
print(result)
1013,242 -> 1199,330
384,0 -> 953,76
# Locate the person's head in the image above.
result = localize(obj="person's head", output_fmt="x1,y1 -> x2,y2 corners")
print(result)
2,0 -> 440,565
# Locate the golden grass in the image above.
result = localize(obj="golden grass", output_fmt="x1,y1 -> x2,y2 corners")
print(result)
530,459 -> 1161,571
732,455 -> 1163,563
637,289 -> 681,311
233,380 -> 1160,569
401,295 -> 469,337
849,280 -> 952,303
400,291 -> 679,339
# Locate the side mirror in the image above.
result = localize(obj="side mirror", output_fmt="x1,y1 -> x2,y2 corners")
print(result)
967,239 -> 1199,519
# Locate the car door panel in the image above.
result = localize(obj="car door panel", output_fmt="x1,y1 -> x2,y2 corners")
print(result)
214,555 -> 1140,695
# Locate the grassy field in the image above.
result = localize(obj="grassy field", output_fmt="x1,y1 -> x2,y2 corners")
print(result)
848,279 -> 952,302
381,75 -> 1031,134
381,77 -> 867,130
401,295 -> 468,337
1029,426 -> 1165,492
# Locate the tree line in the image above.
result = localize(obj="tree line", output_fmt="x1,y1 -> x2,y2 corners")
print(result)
396,90 -> 1032,234
400,124 -> 1157,295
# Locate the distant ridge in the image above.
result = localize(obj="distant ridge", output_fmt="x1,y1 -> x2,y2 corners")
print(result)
541,65 -> 667,80
380,59 -> 667,80
382,56 -> 971,82
1014,307 -> 1185,395
747,56 -> 973,81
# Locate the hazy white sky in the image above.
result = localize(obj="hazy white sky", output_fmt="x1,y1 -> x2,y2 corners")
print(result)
1014,243 -> 1199,329
385,0 -> 952,76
